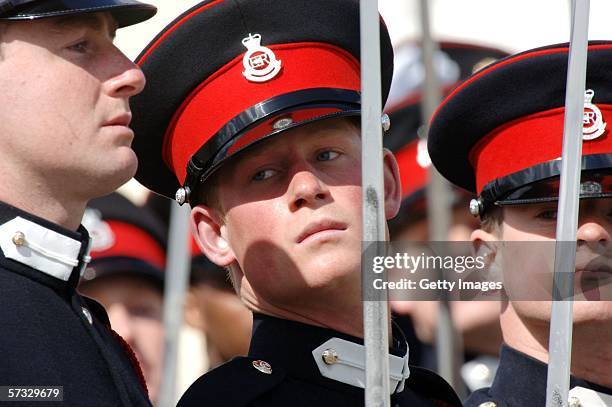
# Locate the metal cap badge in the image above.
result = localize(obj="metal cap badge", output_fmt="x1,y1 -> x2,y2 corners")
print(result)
583,89 -> 607,140
242,34 -> 282,83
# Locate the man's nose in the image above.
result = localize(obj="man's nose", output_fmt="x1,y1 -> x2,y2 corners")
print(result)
576,215 -> 610,247
287,169 -> 330,211
104,49 -> 147,99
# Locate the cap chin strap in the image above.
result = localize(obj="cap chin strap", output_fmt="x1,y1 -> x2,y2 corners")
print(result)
174,89 -> 392,206
472,153 -> 612,217
311,337 -> 410,394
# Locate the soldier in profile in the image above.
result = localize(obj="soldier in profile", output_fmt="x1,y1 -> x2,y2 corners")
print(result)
0,1 -> 156,405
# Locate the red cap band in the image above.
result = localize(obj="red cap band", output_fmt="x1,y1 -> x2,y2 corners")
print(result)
470,105 -> 612,193
163,42 -> 360,185
90,221 -> 166,271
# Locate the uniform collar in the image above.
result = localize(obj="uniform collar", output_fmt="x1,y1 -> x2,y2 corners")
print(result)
249,313 -> 410,396
0,200 -> 92,294
489,344 -> 612,405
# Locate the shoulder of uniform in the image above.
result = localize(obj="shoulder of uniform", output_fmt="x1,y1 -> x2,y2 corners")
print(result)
404,366 -> 463,407
81,296 -> 111,327
177,356 -> 286,407
463,386 -> 504,407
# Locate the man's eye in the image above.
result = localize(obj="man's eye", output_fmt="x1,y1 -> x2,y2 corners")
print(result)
252,169 -> 276,181
317,150 -> 340,161
68,41 -> 90,53
536,210 -> 558,220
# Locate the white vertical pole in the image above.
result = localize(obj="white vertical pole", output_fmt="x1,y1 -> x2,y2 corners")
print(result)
158,202 -> 191,407
546,1 -> 590,406
418,0 -> 462,394
360,0 -> 391,406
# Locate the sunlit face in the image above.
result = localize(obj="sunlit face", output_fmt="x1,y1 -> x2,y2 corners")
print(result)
0,13 -> 145,198
213,119 -> 365,307
485,199 -> 612,325
79,275 -> 164,405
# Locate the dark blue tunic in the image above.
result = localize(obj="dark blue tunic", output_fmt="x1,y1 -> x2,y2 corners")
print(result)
178,313 -> 461,407
0,201 -> 152,407
465,344 -> 612,406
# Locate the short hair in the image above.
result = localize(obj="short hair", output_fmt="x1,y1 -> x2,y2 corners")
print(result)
194,167 -> 226,220
480,205 -> 504,232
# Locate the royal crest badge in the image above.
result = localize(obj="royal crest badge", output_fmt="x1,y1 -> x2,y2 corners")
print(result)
242,33 -> 282,83
583,89 -> 607,140
82,208 -> 115,252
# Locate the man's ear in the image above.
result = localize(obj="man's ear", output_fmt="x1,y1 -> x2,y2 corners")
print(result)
471,227 -> 496,256
191,205 -> 236,267
471,227 -> 501,280
382,148 -> 402,219
470,229 -> 499,265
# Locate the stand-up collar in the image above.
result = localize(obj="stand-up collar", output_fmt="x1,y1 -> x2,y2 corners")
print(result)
249,313 -> 410,396
0,200 -> 92,294
489,345 -> 612,405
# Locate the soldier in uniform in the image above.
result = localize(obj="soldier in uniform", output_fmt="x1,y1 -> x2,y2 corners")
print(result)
427,42 -> 612,406
79,193 -> 167,405
0,1 -> 156,405
130,0 -> 462,405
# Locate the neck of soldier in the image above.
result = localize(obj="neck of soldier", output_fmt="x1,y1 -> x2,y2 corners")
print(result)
242,277 -> 393,339
0,170 -> 86,231
501,302 -> 612,388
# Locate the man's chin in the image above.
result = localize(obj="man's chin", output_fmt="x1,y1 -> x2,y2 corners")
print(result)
572,302 -> 612,324
303,252 -> 359,275
104,153 -> 138,189
85,167 -> 137,199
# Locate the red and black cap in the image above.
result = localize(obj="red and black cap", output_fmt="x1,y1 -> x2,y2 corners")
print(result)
385,42 -> 507,229
0,0 -> 156,27
428,41 -> 612,217
81,193 -> 167,288
130,0 -> 394,205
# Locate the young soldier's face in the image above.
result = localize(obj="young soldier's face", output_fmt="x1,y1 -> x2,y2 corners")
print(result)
476,198 -> 612,324
0,13 -> 145,197
193,118 -> 401,309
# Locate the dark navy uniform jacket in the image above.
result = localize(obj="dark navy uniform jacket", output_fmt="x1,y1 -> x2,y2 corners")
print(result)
0,201 -> 152,406
465,345 -> 612,406
179,313 -> 461,407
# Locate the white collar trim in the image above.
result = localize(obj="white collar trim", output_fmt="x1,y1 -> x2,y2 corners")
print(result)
569,386 -> 612,406
0,216 -> 90,281
312,337 -> 410,394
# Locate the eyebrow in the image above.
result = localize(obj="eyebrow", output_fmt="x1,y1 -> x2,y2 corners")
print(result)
239,132 -> 358,175
50,14 -> 118,39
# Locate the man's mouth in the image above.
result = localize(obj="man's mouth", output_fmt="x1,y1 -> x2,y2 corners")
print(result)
297,220 -> 347,244
576,263 -> 612,300
103,112 -> 132,127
